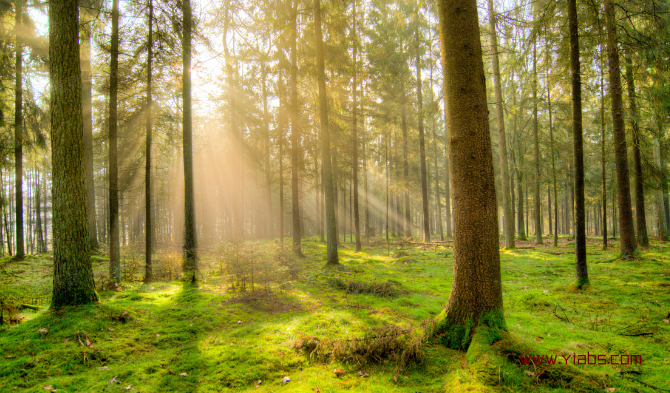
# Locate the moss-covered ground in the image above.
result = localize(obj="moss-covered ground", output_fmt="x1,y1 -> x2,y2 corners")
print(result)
1,236 -> 669,392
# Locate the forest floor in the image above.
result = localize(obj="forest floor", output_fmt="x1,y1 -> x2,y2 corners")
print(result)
1,236 -> 669,393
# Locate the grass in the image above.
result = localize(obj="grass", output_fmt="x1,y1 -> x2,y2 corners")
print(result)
0,235 -> 669,392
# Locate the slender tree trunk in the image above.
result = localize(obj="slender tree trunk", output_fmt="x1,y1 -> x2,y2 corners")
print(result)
108,0 -> 120,281
654,121 -> 669,239
600,47 -> 608,249
279,112 -> 284,244
624,51 -> 648,246
352,0 -> 361,251
50,0 -> 98,307
364,140 -> 370,243
289,0 -> 302,255
532,38 -> 542,244
144,0 -> 154,282
262,61 -> 273,239
436,0 -> 505,340
568,0 -> 588,285
182,0 -> 197,282
605,0 -> 637,258
314,0 -> 339,265
547,63 -> 558,247
401,103 -> 410,238
416,24 -> 430,243
14,0 -> 24,259
487,0 -> 514,249
444,122 -> 452,238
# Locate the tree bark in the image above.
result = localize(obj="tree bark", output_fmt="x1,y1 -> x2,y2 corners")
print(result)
532,38 -> 542,244
435,0 -> 505,339
182,0 -> 197,282
14,0 -> 24,259
108,0 -> 120,282
144,0 -> 154,282
352,0 -> 361,251
568,0 -> 588,285
401,102 -> 410,238
314,0 -> 339,265
624,51 -> 648,246
653,119 -> 668,239
289,0 -> 302,255
50,0 -> 98,307
600,45 -> 608,249
416,23 -> 430,243
605,0 -> 637,258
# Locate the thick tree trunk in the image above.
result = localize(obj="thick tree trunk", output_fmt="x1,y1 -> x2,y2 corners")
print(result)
568,0 -> 588,286
605,0 -> 637,258
108,0 -> 120,282
314,0 -> 339,265
182,0 -> 197,282
435,0 -> 505,341
144,0 -> 154,282
653,120 -> 668,239
624,51 -> 648,246
50,0 -> 98,307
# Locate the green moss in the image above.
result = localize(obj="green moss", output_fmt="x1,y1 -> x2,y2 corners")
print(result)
434,309 -> 506,350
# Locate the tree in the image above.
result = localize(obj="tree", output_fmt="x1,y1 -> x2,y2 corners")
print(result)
289,0 -> 302,255
14,0 -> 24,259
415,16 -> 430,243
50,0 -> 98,307
568,0 -> 588,286
487,0 -> 514,249
351,0 -> 361,251
144,0 -> 154,282
532,36 -> 542,245
182,0 -> 197,282
624,50 -> 648,247
605,0 -> 636,258
435,0 -> 505,346
108,0 -> 120,282
314,0 -> 339,266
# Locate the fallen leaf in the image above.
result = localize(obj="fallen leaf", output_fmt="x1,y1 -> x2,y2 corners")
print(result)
663,319 -> 669,324
38,328 -> 48,335
543,290 -> 549,293
282,376 -> 290,383
524,370 -> 536,377
108,327 -> 115,332
179,373 -> 187,377
358,371 -> 369,378
168,370 -> 175,375
607,388 -> 616,392
109,376 -> 119,384
98,366 -> 109,370
125,385 -> 132,390
6,356 -> 13,359
333,369 -> 345,378
237,321 -> 242,324
312,388 -> 321,393
43,386 -> 53,390
122,311 -> 129,316
393,375 -> 398,383
86,339 -> 92,347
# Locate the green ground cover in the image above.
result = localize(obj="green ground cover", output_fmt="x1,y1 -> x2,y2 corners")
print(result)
0,236 -> 669,392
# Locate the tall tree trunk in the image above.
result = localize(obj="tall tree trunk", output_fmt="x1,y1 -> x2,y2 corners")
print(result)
364,140 -> 370,243
50,0 -> 98,307
547,60 -> 558,247
532,38 -> 542,244
568,0 -> 588,286
14,0 -> 24,259
289,0 -> 302,255
444,119 -> 452,238
600,46 -> 608,249
435,0 -> 505,342
352,0 -> 361,251
144,0 -> 154,282
605,0 -> 637,258
182,0 -> 197,282
624,51 -> 648,246
81,7 -> 98,251
314,0 -> 339,265
108,0 -> 120,282
402,102 -> 410,238
430,48 -> 444,241
262,60 -> 273,239
416,24 -> 430,243
36,175 -> 44,253
654,120 -> 669,239
487,0 -> 514,249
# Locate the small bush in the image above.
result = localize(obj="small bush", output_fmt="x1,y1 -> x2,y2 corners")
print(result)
328,278 -> 407,298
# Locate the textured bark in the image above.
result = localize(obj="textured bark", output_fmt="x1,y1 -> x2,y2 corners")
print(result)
568,0 -> 588,285
108,0 -> 120,282
50,0 -> 98,307
487,0 -> 514,249
547,64 -> 558,247
532,38 -> 542,244
314,0 -> 339,265
262,61 -> 273,239
653,121 -> 668,239
352,0 -> 361,251
436,0 -> 504,327
182,0 -> 197,281
600,49 -> 608,249
290,0 -> 302,255
14,0 -> 24,258
443,113 -> 452,238
624,52 -> 648,246
144,0 -> 154,282
415,25 -> 430,243
605,0 -> 637,258
81,8 -> 98,251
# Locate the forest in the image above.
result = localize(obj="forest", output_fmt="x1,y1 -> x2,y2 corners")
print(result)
0,0 -> 669,391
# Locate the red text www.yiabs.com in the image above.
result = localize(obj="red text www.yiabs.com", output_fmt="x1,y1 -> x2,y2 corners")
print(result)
519,353 -> 642,366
